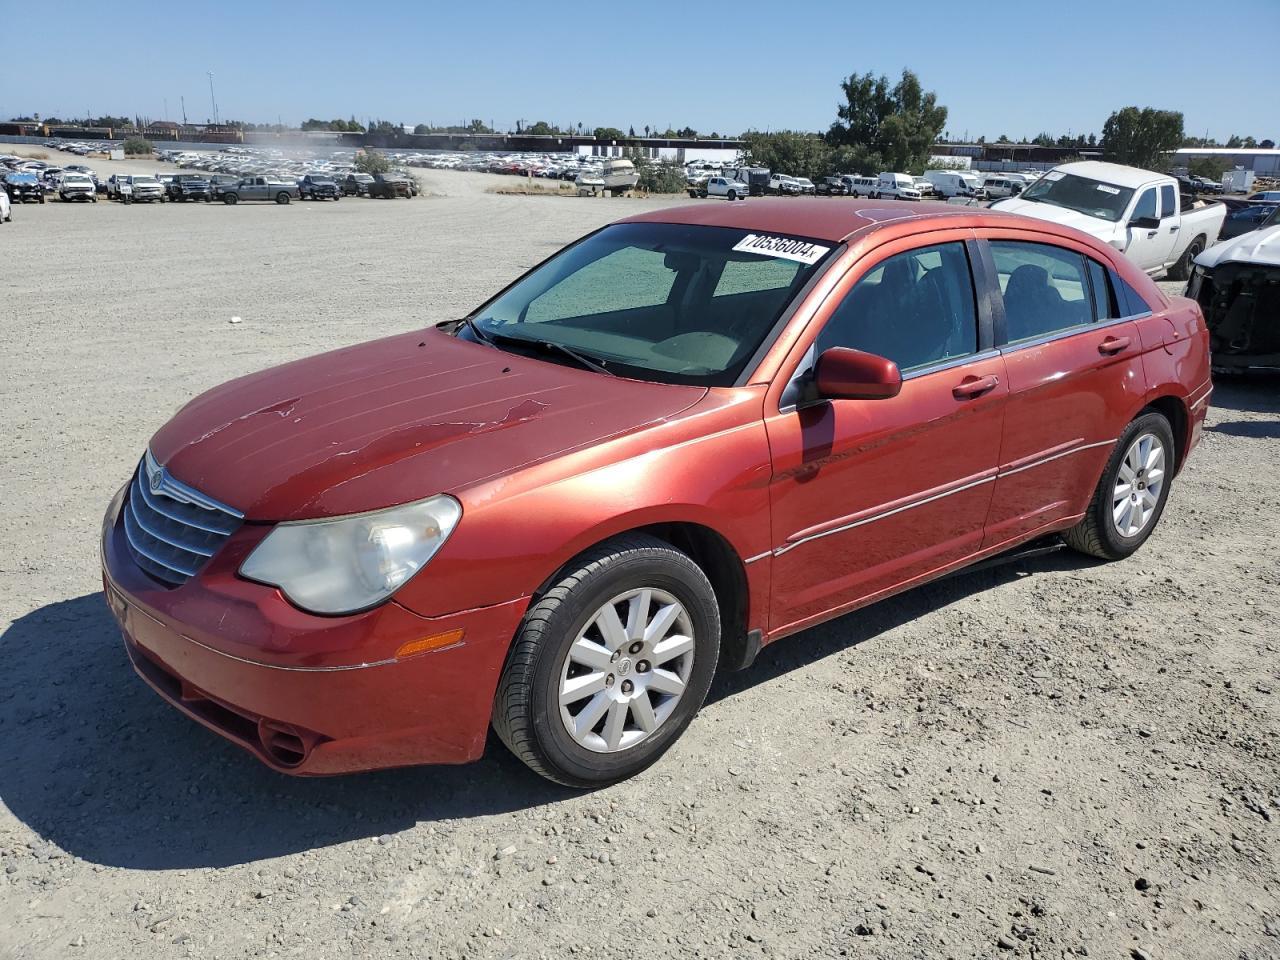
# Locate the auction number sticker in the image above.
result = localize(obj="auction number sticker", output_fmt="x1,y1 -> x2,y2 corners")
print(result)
732,234 -> 830,265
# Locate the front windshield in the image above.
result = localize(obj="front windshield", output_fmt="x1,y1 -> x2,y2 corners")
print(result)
1021,172 -> 1135,222
463,222 -> 835,386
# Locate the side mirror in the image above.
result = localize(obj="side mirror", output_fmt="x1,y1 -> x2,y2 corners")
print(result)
815,347 -> 902,401
1129,215 -> 1159,230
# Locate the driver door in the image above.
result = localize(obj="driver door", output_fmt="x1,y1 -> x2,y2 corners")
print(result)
764,236 -> 1007,636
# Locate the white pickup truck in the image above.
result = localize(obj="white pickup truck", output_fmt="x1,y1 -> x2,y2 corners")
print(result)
992,160 -> 1225,280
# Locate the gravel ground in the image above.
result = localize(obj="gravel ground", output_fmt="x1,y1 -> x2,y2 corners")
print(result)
2,150 -> 1279,960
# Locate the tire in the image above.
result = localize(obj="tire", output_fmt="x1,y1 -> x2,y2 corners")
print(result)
1065,412 -> 1176,561
276,192 -> 291,204
1167,235 -> 1206,282
224,193 -> 238,204
727,191 -> 738,201
492,533 -> 721,788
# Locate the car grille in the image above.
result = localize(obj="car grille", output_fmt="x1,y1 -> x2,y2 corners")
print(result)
122,452 -> 243,586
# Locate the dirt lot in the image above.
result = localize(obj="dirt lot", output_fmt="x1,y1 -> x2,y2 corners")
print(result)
2,150 -> 1278,960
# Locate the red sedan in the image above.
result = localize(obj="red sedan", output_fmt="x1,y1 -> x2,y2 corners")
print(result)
101,199 -> 1212,786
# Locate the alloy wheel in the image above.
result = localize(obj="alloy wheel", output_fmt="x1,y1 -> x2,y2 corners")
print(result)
1112,432 -> 1166,537
558,588 -> 695,753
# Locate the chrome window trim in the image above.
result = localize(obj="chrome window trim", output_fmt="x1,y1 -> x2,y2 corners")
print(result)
997,311 -> 1151,355
901,348 -> 1001,381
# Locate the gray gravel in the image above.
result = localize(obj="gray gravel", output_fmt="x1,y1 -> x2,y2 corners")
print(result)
2,150 -> 1279,960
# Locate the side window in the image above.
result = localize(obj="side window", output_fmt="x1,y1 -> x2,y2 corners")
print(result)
815,242 -> 977,372
990,241 -> 1093,342
1132,188 -> 1157,222
1086,259 -> 1116,320
525,246 -> 676,323
1160,184 -> 1177,219
1111,271 -> 1154,317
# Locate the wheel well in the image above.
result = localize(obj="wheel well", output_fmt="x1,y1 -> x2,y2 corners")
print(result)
1143,395 -> 1189,471
532,523 -> 751,670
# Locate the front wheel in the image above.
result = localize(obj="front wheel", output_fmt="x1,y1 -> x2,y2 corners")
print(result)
1065,412 -> 1175,561
223,193 -> 238,204
492,534 -> 720,787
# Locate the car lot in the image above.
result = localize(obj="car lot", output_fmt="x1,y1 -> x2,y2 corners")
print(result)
1,164 -> 1279,959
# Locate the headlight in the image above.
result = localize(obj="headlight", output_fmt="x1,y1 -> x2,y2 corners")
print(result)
239,495 -> 461,615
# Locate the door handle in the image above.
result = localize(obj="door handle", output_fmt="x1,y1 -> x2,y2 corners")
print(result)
952,374 -> 999,399
1098,335 -> 1131,355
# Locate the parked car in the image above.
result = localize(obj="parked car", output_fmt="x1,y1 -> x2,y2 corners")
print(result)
1248,190 -> 1280,202
221,177 -> 300,204
208,174 -> 238,202
982,176 -> 1023,199
58,172 -> 97,202
5,172 -> 45,203
0,185 -> 10,223
341,173 -> 375,196
877,172 -> 922,201
688,176 -> 748,201
166,173 -> 212,202
725,167 -> 770,197
912,177 -> 936,199
923,170 -> 984,200
767,174 -> 801,196
815,176 -> 846,196
368,173 -> 413,199
793,177 -> 816,196
102,200 -> 1210,787
840,175 -> 879,198
124,176 -> 166,203
992,161 -> 1227,280
1217,201 -> 1280,241
298,174 -> 341,201
1189,223 -> 1279,372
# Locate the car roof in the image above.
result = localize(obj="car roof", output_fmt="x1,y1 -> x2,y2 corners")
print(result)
1052,160 -> 1161,189
620,197 -> 1028,244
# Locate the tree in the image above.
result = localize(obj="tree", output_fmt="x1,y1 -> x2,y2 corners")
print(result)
1188,156 -> 1230,182
526,120 -> 557,135
741,130 -> 832,180
996,133 -> 1011,143
122,137 -> 153,155
594,126 -> 625,141
1100,107 -> 1184,170
353,150 -> 390,174
827,68 -> 947,173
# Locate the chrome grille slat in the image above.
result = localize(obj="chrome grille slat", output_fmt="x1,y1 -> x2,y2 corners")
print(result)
121,455 -> 243,587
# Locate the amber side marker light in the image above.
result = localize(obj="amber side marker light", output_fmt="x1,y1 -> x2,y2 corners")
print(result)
395,629 -> 465,660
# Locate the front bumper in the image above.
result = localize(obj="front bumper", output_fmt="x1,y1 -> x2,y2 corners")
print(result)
101,486 -> 530,775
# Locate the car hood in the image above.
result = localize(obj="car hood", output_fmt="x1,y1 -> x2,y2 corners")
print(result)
1196,223 -> 1280,269
149,329 -> 707,522
990,198 -> 1117,240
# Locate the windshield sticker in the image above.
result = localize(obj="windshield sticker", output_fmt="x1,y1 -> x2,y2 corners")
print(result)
732,234 -> 830,265
1096,184 -> 1121,195
1044,171 -> 1064,181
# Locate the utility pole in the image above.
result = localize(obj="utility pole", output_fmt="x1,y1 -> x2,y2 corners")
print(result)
181,96 -> 187,125
207,71 -> 219,126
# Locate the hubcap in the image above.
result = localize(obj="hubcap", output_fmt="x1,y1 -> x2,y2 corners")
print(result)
1112,432 -> 1166,538
557,588 -> 695,753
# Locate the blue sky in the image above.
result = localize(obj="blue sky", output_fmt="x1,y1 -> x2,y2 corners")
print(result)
5,0 -> 1273,142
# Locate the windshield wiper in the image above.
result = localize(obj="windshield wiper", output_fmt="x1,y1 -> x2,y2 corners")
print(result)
491,332 -> 616,377
457,316 -> 495,345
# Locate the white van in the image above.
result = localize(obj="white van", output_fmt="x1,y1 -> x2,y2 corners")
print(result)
840,174 -> 879,198
982,176 -> 1023,198
923,170 -> 985,199
877,172 -> 922,200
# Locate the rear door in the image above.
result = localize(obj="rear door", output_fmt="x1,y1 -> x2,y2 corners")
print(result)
765,234 -> 1007,635
978,232 -> 1149,548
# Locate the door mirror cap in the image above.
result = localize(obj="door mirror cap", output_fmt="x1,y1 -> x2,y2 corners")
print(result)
815,347 -> 902,401
1129,215 -> 1160,230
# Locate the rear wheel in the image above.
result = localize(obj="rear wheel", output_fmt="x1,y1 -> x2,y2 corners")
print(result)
1065,412 -> 1175,561
492,534 -> 720,787
1168,235 -> 1206,282
276,192 -> 291,204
